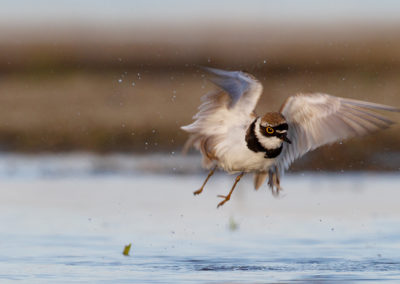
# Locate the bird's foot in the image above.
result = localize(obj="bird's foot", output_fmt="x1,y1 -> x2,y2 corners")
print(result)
217,194 -> 231,208
193,188 -> 204,195
193,166 -> 217,196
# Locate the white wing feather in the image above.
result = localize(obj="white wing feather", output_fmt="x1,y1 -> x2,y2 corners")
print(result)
181,67 -> 263,168
275,93 -> 400,175
181,68 -> 262,134
199,67 -> 263,116
181,68 -> 262,148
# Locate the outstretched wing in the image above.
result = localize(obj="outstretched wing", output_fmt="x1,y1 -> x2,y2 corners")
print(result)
275,93 -> 399,175
201,67 -> 263,116
181,67 -> 263,157
181,67 -> 262,164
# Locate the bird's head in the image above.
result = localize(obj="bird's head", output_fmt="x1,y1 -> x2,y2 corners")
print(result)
254,112 -> 291,150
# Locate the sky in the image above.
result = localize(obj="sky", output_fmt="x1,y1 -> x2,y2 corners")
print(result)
1,0 -> 400,26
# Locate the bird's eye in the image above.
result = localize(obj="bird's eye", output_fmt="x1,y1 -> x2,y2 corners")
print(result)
266,127 -> 274,134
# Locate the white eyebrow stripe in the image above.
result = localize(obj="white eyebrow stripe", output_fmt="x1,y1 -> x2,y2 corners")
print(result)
276,130 -> 287,134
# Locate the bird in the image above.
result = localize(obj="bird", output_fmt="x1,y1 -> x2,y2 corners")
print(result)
181,67 -> 399,208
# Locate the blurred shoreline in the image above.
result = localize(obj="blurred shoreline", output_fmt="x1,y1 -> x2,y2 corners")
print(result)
2,24 -> 400,70
0,152 -> 399,177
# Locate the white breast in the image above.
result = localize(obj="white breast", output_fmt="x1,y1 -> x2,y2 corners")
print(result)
219,148 -> 276,173
213,120 -> 276,173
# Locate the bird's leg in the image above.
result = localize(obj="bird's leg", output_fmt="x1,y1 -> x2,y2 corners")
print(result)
217,172 -> 245,208
193,165 -> 217,195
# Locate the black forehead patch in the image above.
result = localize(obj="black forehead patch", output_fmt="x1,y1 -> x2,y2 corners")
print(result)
274,123 -> 288,131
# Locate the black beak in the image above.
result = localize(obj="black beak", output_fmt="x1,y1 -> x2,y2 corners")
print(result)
282,133 -> 292,144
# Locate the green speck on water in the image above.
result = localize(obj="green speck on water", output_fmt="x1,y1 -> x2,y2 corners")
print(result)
228,217 -> 239,231
123,243 -> 132,256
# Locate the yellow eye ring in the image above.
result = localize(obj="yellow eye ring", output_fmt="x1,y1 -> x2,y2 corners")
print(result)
266,127 -> 274,134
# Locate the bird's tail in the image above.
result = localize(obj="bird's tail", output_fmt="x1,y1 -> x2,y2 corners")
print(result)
267,166 -> 282,196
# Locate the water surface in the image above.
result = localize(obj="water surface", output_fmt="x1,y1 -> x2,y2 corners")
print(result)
0,154 -> 399,283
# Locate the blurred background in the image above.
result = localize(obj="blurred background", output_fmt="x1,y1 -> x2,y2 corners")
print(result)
1,1 -> 400,282
0,0 -> 399,171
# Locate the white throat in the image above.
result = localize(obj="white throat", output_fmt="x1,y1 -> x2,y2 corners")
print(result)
254,118 -> 283,150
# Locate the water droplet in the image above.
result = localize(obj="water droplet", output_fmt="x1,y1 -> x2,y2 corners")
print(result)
118,78 -> 123,83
